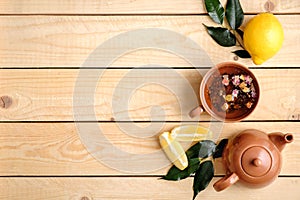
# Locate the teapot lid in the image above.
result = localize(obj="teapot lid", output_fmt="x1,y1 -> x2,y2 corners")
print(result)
241,146 -> 272,177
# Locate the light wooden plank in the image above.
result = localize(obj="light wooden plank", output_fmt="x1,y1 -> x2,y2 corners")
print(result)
0,122 -> 299,175
0,0 -> 299,14
0,69 -> 299,121
1,177 -> 299,200
0,15 -> 299,67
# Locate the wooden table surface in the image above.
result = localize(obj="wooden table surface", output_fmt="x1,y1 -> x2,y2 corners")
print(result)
0,0 -> 300,199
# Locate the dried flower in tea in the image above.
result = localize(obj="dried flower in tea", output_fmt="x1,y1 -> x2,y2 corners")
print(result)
208,72 -> 258,113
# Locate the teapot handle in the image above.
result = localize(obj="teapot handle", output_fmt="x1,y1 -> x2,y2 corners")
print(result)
213,172 -> 239,192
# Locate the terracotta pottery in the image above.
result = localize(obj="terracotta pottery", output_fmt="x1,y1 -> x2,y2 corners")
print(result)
213,129 -> 293,191
189,62 -> 260,122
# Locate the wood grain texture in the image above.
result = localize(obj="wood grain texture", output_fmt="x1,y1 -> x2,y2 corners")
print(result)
1,177 -> 299,200
0,0 -> 299,14
0,69 -> 299,121
1,0 -> 299,199
0,15 -> 299,67
0,122 -> 299,175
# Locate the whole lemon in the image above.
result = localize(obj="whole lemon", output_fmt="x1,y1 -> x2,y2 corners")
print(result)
243,13 -> 284,65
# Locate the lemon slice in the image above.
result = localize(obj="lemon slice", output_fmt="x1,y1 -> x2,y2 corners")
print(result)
159,132 -> 188,170
170,125 -> 213,141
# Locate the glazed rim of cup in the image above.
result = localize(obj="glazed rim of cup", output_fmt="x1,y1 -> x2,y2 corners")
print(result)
199,62 -> 260,122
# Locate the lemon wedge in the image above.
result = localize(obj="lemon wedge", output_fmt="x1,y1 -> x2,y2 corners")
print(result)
170,125 -> 213,141
159,132 -> 188,170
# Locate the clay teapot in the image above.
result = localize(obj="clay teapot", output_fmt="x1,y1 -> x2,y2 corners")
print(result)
213,129 -> 293,191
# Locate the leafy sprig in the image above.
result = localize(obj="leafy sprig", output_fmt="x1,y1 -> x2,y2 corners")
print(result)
162,139 -> 228,200
203,0 -> 251,58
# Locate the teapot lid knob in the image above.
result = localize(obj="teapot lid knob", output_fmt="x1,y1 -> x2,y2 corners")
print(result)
241,146 -> 272,177
253,158 -> 262,167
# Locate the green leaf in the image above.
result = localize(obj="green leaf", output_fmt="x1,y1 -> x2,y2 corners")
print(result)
232,50 -> 251,58
225,0 -> 244,29
204,25 -> 236,47
162,158 -> 200,181
198,140 -> 216,158
213,139 -> 228,158
204,0 -> 225,24
236,28 -> 244,40
193,160 -> 214,200
186,143 -> 202,159
186,140 -> 216,159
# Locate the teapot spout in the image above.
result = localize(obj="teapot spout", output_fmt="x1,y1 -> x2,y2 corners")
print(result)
268,133 -> 293,152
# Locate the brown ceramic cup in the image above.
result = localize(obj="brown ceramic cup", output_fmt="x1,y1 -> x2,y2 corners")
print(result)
189,62 -> 260,122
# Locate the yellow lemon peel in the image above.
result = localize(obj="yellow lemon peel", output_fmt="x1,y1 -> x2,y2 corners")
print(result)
244,13 -> 284,65
159,132 -> 188,170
